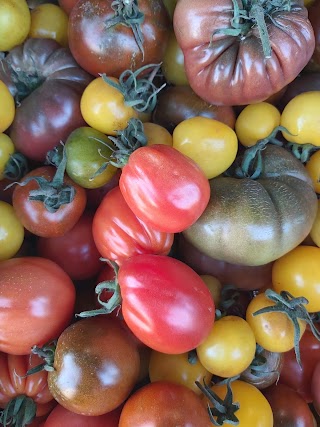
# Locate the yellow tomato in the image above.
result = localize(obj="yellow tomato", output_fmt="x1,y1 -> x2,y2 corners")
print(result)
0,134 -> 15,180
196,315 -> 256,378
0,201 -> 24,261
235,102 -> 281,147
310,200 -> 320,247
29,3 -> 69,48
281,92 -> 320,146
200,275 -> 222,307
173,116 -> 238,179
304,0 -> 315,7
0,0 -> 31,51
246,292 -> 306,352
149,350 -> 212,395
306,150 -> 320,193
80,77 -> 138,136
202,380 -> 273,427
143,122 -> 173,146
272,245 -> 320,313
162,31 -> 189,86
0,81 -> 15,134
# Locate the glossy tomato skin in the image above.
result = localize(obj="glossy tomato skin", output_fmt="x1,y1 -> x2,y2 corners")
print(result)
120,145 -> 210,233
58,0 -> 78,14
48,317 -> 140,416
118,254 -> 215,354
92,186 -> 174,265
37,212 -> 102,280
183,145 -> 318,266
311,361 -> 320,415
12,166 -> 87,238
173,0 -> 315,106
68,0 -> 170,77
44,404 -> 121,427
0,352 -> 54,417
0,257 -> 75,355
0,38 -> 92,162
119,381 -> 211,427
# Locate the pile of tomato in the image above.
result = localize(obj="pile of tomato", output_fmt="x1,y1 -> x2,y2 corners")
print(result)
1,0 -> 320,425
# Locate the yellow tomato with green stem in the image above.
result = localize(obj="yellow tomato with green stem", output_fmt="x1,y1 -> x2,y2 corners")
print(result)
0,201 -> 24,261
0,0 -> 31,51
0,81 -> 15,134
306,150 -> 320,193
172,116 -> 238,179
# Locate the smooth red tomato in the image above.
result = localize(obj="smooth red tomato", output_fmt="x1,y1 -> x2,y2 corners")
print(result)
116,254 -> 215,354
311,360 -> 320,416
0,257 -> 75,355
37,212 -> 102,280
119,145 -> 210,233
92,186 -> 174,265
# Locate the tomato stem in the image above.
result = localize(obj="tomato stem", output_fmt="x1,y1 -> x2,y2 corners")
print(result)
0,396 -> 36,427
285,142 -> 320,164
4,153 -> 29,181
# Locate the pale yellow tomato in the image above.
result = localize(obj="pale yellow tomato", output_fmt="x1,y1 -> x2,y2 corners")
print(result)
0,134 -> 15,180
0,201 -> 24,261
143,122 -> 173,146
310,200 -> 320,247
0,81 -> 15,134
200,274 -> 222,307
306,150 -> 320,194
0,0 -> 31,51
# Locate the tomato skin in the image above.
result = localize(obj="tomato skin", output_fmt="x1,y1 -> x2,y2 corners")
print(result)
12,166 -> 87,238
0,0 -> 31,51
37,212 -> 102,280
0,82 -> 15,134
119,381 -> 211,427
48,317 -> 140,416
44,404 -> 121,427
92,186 -> 174,264
0,201 -> 24,261
0,257 -> 75,355
310,200 -> 320,247
306,151 -> 320,194
58,0 -> 78,14
162,30 -> 189,86
118,254 -> 215,353
120,145 -> 210,233
311,361 -> 320,416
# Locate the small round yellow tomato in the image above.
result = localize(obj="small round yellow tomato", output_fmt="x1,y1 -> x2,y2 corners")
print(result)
0,134 -> 15,180
29,3 -> 69,47
202,380 -> 273,427
235,102 -> 281,147
200,275 -> 222,307
281,92 -> 320,146
310,200 -> 320,247
0,81 -> 15,134
0,201 -> 24,261
246,292 -> 306,352
0,0 -> 31,51
162,31 -> 189,86
196,315 -> 256,378
143,122 -> 173,146
80,77 -> 138,136
173,116 -> 238,179
306,150 -> 320,194
149,350 -> 212,395
272,245 -> 320,313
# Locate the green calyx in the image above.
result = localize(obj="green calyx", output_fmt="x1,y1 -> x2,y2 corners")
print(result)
213,0 -> 292,59
101,63 -> 165,114
253,289 -> 320,367
77,259 -> 122,318
105,0 -> 145,59
245,344 -> 274,378
27,341 -> 57,376
0,396 -> 37,427
196,377 -> 240,426
4,153 -> 29,181
285,142 -> 320,163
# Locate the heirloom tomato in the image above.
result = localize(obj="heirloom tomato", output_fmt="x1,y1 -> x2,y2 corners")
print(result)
0,81 -> 15,134
162,30 -> 188,86
0,134 -> 15,181
0,200 -> 24,261
58,0 -> 78,14
311,361 -> 320,416
143,122 -> 173,146
0,257 -> 75,355
308,0 -> 320,69
0,0 -> 31,51
173,0 -> 315,106
92,186 -> 174,265
183,145 -> 317,266
310,200 -> 320,247
306,150 -> 320,193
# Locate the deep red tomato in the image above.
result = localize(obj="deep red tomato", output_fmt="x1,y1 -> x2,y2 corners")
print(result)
114,254 -> 215,354
0,257 -> 75,355
92,186 -> 174,265
37,211 -> 102,280
311,360 -> 320,416
68,0 -> 170,77
58,0 -> 78,14
119,381 -> 210,427
12,166 -> 87,238
119,145 -> 210,233
44,404 -> 121,426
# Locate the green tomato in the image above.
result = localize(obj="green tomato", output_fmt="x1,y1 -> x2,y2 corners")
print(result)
65,127 -> 118,189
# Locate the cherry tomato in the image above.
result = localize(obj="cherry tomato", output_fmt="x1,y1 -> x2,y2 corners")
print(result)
310,200 -> 320,247
162,30 -> 189,86
272,245 -> 320,313
0,200 -> 24,261
0,257 -> 75,355
0,134 -> 15,181
143,122 -> 173,146
0,82 -> 15,134
235,102 -> 281,147
29,4 -> 69,47
0,0 -> 31,51
306,150 -> 320,194
200,275 -> 222,307
172,117 -> 238,179
196,315 -> 256,377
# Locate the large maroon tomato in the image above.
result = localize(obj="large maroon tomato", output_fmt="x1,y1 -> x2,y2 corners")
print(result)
115,254 -> 215,354
173,0 -> 315,106
68,0 -> 170,77
37,212 -> 102,280
308,0 -> 320,69
92,186 -> 174,265
311,360 -> 320,416
119,145 -> 210,233
0,38 -> 92,162
0,257 -> 75,355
